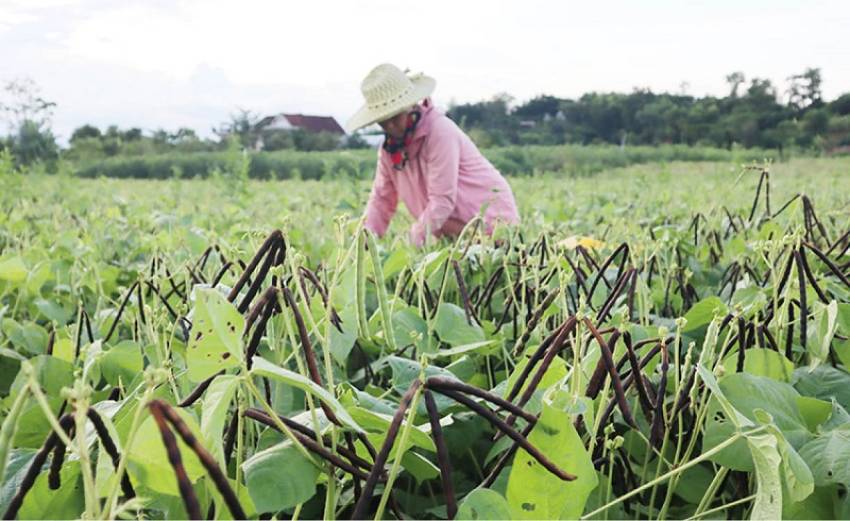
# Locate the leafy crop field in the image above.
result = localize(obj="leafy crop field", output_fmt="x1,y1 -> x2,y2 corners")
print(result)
1,157 -> 849,520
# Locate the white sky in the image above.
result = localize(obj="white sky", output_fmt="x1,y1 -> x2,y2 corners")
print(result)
2,0 -> 849,141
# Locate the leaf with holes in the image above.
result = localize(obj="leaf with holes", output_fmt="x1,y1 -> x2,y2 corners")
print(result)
506,402 -> 597,519
748,433 -> 783,520
457,488 -> 512,520
186,287 -> 244,382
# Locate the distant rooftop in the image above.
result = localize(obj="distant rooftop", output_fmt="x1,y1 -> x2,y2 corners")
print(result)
257,113 -> 345,135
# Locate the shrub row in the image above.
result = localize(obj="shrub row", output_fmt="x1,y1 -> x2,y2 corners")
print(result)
74,144 -> 782,180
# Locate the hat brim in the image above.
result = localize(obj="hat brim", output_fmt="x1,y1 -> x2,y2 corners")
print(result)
345,75 -> 436,133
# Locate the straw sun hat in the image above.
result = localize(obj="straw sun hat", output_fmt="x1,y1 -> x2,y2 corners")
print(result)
345,63 -> 436,133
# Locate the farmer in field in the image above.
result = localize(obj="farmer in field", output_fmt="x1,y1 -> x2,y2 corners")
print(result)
347,63 -> 520,246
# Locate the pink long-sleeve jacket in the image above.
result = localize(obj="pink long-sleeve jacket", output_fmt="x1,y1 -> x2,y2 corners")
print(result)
363,99 -> 520,246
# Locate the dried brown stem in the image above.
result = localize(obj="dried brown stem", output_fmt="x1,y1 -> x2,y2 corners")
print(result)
226,230 -> 282,303
148,401 -> 202,520
4,414 -> 75,520
424,391 -> 456,519
153,400 -> 246,520
434,387 -> 575,481
511,288 -> 560,357
425,377 -> 537,423
104,281 -> 140,342
584,319 -> 636,427
350,379 -> 422,520
178,370 -> 225,407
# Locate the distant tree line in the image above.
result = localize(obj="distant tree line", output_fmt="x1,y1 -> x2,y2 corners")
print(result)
1,68 -> 848,173
447,68 -> 850,154
0,83 -> 369,172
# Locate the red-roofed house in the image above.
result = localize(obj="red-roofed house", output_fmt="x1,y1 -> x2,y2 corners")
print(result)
257,113 -> 345,135
253,113 -> 346,150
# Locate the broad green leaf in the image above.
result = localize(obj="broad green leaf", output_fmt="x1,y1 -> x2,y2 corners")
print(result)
506,403 -> 597,519
242,442 -> 319,513
208,476 -> 257,520
821,400 -> 850,432
425,340 -> 497,360
339,383 -> 396,415
382,247 -> 411,279
719,373 -> 810,447
201,374 -> 240,466
434,303 -> 485,347
748,433 -> 783,520
400,450 -> 439,484
697,364 -> 751,429
391,307 -> 431,354
34,298 -> 72,324
18,459 -> 84,520
0,256 -> 27,284
809,301 -> 838,369
348,406 -> 435,453
673,464 -> 714,504
100,340 -> 143,387
796,396 -> 833,431
798,430 -> 850,486
250,356 -> 362,432
2,319 -> 48,355
731,286 -> 767,314
418,249 -> 449,278
759,422 -> 814,504
12,397 -> 61,448
331,266 -> 356,309
457,488 -> 512,520
329,307 -> 357,365
837,303 -> 850,336
721,348 -> 794,382
0,449 -> 37,515
7,355 -> 74,401
186,287 -> 243,382
504,354 -> 567,400
834,337 -> 850,370
783,485 -> 841,520
387,355 -> 456,412
793,365 -> 850,411
26,263 -> 51,295
445,354 -> 479,383
0,389 -> 29,486
704,371 -> 806,471
682,296 -> 727,332
52,337 -> 74,363
126,409 -> 206,496
0,351 -> 21,396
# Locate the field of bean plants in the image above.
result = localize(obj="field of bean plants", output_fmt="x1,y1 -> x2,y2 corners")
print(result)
1,157 -> 849,520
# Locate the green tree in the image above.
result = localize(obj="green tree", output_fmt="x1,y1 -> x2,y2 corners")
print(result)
70,125 -> 101,143
214,108 -> 261,149
726,72 -> 746,97
11,120 -> 59,166
828,93 -> 850,116
787,67 -> 823,113
0,79 -> 58,167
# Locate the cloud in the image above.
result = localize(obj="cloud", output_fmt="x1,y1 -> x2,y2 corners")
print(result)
2,0 -> 849,142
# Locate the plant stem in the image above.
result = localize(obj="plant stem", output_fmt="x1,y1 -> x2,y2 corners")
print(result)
26,375 -> 74,449
365,229 -> 397,353
373,382 -> 423,520
75,398 -> 100,519
243,376 -> 317,464
694,466 -> 729,516
356,230 -> 369,338
101,385 -> 155,520
581,427 -> 765,519
688,494 -> 755,520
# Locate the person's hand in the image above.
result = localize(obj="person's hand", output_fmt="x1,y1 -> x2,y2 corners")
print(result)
409,222 -> 426,248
